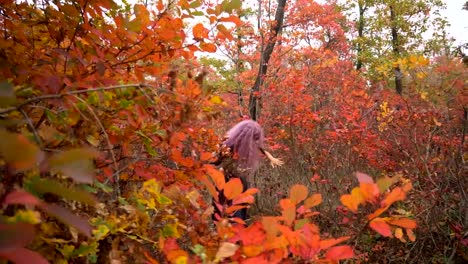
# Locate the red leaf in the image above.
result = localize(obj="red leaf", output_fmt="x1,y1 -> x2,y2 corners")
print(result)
4,190 -> 41,206
0,247 -> 49,264
0,223 -> 35,250
369,218 -> 393,237
325,245 -> 354,260
39,203 -> 92,237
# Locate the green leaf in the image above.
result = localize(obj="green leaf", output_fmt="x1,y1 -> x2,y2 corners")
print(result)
221,0 -> 242,13
94,181 -> 113,193
92,225 -> 110,240
57,244 -> 75,259
0,80 -> 16,107
29,177 -> 96,206
156,194 -> 172,205
161,223 -> 179,238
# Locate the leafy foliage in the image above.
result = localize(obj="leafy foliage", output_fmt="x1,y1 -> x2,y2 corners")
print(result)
0,0 -> 466,263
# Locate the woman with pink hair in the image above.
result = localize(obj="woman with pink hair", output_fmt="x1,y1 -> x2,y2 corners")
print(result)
212,119 -> 283,221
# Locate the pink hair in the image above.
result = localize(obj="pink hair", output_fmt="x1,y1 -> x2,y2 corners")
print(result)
223,120 -> 264,171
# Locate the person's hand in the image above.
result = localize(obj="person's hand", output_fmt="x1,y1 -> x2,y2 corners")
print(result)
264,150 -> 284,168
269,156 -> 284,168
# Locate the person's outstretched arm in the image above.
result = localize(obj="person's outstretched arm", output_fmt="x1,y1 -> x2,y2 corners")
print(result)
260,148 -> 284,168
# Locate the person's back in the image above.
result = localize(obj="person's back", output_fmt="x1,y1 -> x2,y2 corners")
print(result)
212,120 -> 283,222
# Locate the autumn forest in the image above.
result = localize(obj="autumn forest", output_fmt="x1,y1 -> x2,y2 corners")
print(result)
0,0 -> 466,263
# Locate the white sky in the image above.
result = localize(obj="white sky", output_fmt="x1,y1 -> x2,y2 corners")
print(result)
442,0 -> 468,46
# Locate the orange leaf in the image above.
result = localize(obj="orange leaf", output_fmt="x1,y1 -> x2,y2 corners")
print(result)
205,165 -> 225,190
262,216 -> 279,239
402,182 -> 412,192
219,15 -> 242,26
279,199 -> 296,226
0,131 -> 42,171
224,177 -> 243,200
225,204 -> 247,214
356,172 -> 374,184
367,206 -> 388,220
216,24 -> 233,40
340,187 -> 364,213
200,41 -> 217,52
304,193 -> 322,208
381,187 -> 406,207
197,174 -> 218,201
387,218 -> 417,229
242,255 -> 269,264
319,236 -> 351,250
369,218 -> 393,237
193,23 -> 209,39
242,245 -> 263,257
289,184 -> 308,205
360,183 -> 379,203
406,228 -> 416,242
325,245 -> 354,260
232,194 -> 254,205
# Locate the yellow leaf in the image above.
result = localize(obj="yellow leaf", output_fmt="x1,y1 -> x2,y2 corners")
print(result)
210,95 -> 224,104
86,134 -> 100,147
6,209 -> 41,224
394,228 -> 406,242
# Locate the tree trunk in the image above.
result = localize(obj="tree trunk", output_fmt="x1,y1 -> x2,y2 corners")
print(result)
356,0 -> 366,70
248,0 -> 287,120
390,4 -> 403,95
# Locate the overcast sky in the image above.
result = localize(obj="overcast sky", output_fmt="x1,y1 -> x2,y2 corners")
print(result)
442,0 -> 467,46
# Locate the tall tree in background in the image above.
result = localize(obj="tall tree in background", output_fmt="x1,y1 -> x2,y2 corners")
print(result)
248,0 -> 287,120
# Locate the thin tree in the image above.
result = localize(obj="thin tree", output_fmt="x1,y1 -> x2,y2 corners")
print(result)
249,0 -> 287,120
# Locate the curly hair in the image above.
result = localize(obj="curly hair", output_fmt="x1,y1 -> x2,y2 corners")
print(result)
223,120 -> 265,172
